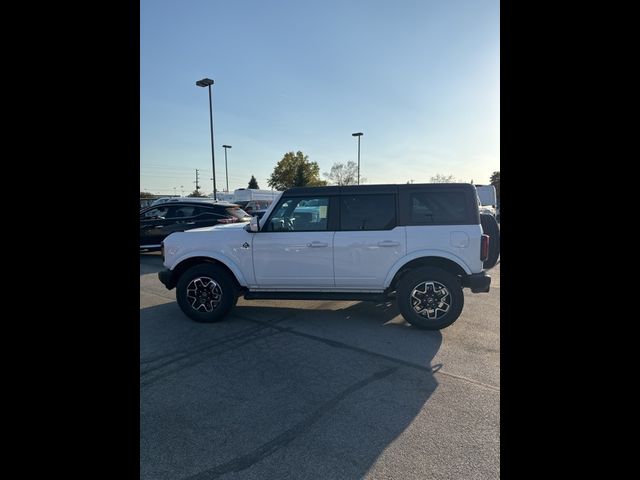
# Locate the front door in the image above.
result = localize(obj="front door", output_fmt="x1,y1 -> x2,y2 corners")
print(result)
252,196 -> 334,287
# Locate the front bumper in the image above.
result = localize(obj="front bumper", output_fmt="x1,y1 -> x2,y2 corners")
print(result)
158,269 -> 175,290
465,272 -> 491,293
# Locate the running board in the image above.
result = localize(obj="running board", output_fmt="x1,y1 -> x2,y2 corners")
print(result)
243,291 -> 392,302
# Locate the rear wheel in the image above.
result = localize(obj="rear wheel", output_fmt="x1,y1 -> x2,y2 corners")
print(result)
397,267 -> 464,330
176,264 -> 236,323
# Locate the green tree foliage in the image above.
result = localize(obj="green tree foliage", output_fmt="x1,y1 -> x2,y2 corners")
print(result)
248,175 -> 259,189
268,151 -> 327,190
293,163 -> 307,187
140,191 -> 155,198
323,161 -> 364,185
490,171 -> 500,202
188,190 -> 205,197
430,173 -> 457,183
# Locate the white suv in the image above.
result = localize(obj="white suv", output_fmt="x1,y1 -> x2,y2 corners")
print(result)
158,184 -> 498,330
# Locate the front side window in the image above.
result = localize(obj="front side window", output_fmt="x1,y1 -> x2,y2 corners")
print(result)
340,194 -> 396,230
266,197 -> 329,231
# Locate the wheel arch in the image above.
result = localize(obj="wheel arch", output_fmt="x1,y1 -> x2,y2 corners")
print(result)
385,254 -> 468,291
167,256 -> 245,290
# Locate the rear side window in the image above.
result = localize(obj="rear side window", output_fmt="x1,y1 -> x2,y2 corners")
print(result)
168,206 -> 200,218
410,191 -> 468,224
340,194 -> 396,231
223,207 -> 250,219
210,205 -> 250,223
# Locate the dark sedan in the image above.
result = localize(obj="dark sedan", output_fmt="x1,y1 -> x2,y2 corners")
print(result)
140,200 -> 250,251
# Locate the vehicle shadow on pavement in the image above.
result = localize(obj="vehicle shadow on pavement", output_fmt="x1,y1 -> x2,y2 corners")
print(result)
140,300 -> 443,480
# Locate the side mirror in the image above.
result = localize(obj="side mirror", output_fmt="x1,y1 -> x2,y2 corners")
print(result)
249,216 -> 259,232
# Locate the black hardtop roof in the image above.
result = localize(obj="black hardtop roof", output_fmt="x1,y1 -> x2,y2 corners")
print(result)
282,183 -> 476,197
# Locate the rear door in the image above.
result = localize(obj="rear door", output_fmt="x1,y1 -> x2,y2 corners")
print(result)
191,205 -> 222,229
161,205 -> 201,236
333,193 -> 405,288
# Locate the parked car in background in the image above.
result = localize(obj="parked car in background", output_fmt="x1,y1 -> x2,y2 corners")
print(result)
140,200 -> 250,251
236,200 -> 275,215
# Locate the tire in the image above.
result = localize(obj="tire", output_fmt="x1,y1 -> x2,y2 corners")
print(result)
176,264 -> 237,323
397,267 -> 464,330
480,213 -> 500,269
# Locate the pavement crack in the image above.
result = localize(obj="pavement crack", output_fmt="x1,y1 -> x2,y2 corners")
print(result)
234,314 -> 500,392
432,370 -> 500,392
181,367 -> 398,480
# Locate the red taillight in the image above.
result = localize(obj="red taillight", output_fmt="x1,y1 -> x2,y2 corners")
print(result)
481,234 -> 490,262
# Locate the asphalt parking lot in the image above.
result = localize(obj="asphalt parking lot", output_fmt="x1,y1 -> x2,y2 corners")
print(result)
140,254 -> 500,480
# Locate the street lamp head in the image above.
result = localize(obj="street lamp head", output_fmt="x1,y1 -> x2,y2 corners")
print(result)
196,78 -> 214,87
222,145 -> 232,149
352,132 -> 363,137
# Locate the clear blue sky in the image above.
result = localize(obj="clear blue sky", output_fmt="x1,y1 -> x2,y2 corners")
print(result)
141,0 -> 499,196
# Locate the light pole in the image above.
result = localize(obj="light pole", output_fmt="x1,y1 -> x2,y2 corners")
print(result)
196,78 -> 217,200
222,145 -> 232,193
352,132 -> 363,185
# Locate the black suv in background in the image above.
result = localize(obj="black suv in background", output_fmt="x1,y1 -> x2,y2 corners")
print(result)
140,200 -> 250,251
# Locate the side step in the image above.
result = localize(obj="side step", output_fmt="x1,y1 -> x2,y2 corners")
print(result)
243,291 -> 392,302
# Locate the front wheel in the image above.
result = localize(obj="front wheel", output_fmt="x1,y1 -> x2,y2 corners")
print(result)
397,267 -> 464,330
176,264 -> 236,323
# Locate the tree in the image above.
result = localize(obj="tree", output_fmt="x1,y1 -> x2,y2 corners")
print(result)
293,163 -> 307,187
140,191 -> 155,198
490,171 -> 500,202
267,151 -> 326,190
323,161 -> 364,185
248,175 -> 259,189
430,173 -> 457,183
188,190 -> 205,197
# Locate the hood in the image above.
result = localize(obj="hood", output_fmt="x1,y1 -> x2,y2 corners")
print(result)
186,222 -> 249,233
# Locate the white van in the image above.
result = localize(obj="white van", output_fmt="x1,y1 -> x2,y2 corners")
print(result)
232,189 -> 281,213
151,196 -> 225,207
475,185 -> 498,218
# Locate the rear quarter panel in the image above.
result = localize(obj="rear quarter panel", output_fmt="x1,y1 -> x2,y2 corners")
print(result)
383,225 -> 484,287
